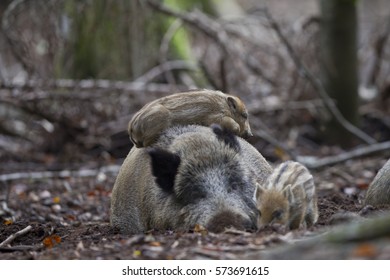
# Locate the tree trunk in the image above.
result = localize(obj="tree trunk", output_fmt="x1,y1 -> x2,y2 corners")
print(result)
319,0 -> 359,145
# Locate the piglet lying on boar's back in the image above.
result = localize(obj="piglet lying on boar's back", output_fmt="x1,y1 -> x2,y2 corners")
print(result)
110,125 -> 272,234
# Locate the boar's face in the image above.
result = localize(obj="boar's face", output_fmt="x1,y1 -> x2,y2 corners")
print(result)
148,129 -> 259,233
177,154 -> 259,232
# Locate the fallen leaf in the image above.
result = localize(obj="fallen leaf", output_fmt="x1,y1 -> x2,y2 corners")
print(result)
3,219 -> 13,225
43,235 -> 62,248
193,224 -> 208,235
53,196 -> 61,203
352,243 -> 377,258
355,179 -> 369,190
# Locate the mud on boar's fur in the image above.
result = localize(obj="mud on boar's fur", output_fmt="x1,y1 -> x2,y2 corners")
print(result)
110,125 -> 272,234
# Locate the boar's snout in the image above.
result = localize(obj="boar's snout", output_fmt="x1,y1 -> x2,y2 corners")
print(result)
205,210 -> 257,233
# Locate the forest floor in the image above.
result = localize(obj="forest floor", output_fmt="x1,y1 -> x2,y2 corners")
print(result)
1,150 -> 390,260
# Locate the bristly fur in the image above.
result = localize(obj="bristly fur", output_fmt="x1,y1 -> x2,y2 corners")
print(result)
365,159 -> 390,206
211,124 -> 240,152
110,125 -> 272,234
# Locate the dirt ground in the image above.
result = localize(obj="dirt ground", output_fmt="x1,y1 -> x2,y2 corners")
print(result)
1,152 -> 389,260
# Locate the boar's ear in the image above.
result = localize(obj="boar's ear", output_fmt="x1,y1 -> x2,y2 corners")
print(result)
211,124 -> 240,151
148,148 -> 181,193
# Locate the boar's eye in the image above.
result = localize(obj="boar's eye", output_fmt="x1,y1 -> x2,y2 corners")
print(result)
241,112 -> 248,119
272,209 -> 284,221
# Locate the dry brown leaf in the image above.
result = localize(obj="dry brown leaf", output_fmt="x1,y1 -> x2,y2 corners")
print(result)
352,243 -> 377,258
43,235 -> 62,248
3,219 -> 13,225
193,224 -> 208,235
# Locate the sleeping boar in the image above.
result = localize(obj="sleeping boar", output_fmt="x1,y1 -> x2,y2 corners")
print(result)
110,125 -> 272,234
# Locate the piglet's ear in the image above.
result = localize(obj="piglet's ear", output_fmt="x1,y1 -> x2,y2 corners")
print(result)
148,148 -> 181,193
227,96 -> 238,112
254,183 -> 265,201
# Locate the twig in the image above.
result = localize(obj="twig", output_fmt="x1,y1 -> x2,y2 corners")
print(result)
0,165 -> 121,182
0,225 -> 32,247
298,140 -> 390,169
262,8 -> 376,145
0,201 -> 16,218
159,18 -> 183,85
133,60 -> 198,84
0,244 -> 44,252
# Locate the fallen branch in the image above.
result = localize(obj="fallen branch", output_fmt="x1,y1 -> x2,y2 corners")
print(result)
0,225 -> 32,247
0,244 -> 44,252
298,140 -> 390,169
326,213 -> 390,243
0,165 -> 121,182
0,79 -> 188,94
262,8 -> 377,145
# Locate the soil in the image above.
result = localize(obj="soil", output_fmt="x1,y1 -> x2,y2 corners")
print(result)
1,153 -> 389,260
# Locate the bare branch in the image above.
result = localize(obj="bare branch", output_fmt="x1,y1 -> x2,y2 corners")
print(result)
298,140 -> 390,169
0,165 -> 121,182
145,0 -> 257,91
0,78 -> 188,94
159,18 -> 184,84
262,8 -> 377,145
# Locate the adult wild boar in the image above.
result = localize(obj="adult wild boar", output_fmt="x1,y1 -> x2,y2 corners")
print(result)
110,125 -> 272,234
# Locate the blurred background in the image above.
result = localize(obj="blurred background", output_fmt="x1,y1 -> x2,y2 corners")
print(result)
0,0 -> 389,169
1,0 -> 390,260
